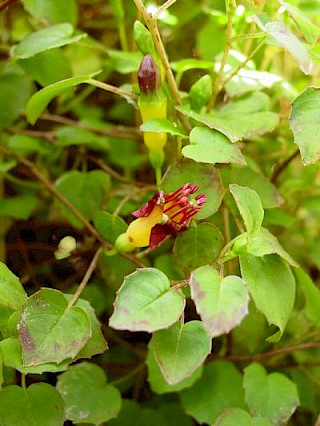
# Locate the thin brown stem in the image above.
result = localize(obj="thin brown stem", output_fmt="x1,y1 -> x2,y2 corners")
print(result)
207,0 -> 236,112
0,0 -> 16,12
271,148 -> 300,183
68,247 -> 102,307
211,341 -> 320,362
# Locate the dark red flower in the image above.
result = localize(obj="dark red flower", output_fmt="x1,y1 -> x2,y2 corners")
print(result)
125,184 -> 206,249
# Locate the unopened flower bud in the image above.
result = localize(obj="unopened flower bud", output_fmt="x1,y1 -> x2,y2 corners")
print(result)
138,54 -> 161,94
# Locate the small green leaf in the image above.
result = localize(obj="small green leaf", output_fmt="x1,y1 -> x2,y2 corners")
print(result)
171,58 -> 213,75
109,268 -> 185,332
17,288 -> 91,366
0,194 -> 39,220
151,321 -> 211,385
189,75 -> 212,112
240,254 -> 296,342
214,408 -> 273,426
243,363 -> 299,424
26,74 -> 99,124
265,21 -> 312,74
146,341 -> 203,394
93,211 -> 127,244
0,263 -> 27,311
190,265 -> 249,337
243,228 -> 297,266
56,362 -> 121,425
290,87 -> 320,165
279,1 -> 320,44
140,119 -> 187,138
54,170 -> 110,228
0,383 -> 65,425
0,73 -> 32,131
108,50 -> 143,74
230,184 -> 264,236
174,223 -> 224,273
180,360 -> 246,424
293,268 -> 320,325
133,20 -> 156,56
22,0 -> 78,25
11,23 -> 85,59
161,158 -> 225,220
183,127 -> 246,165
177,93 -> 279,143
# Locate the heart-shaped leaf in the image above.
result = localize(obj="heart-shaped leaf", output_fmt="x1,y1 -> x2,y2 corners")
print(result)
17,288 -> 91,366
0,383 -> 65,425
190,265 -> 249,337
244,363 -> 299,425
56,362 -> 121,425
146,340 -> 203,394
183,127 -> 246,165
214,408 -> 273,426
109,268 -> 185,332
151,320 -> 211,384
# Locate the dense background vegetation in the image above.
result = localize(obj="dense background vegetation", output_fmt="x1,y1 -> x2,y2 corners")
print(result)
0,0 -> 320,424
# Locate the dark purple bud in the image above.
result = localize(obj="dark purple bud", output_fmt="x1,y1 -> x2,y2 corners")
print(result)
138,54 -> 161,94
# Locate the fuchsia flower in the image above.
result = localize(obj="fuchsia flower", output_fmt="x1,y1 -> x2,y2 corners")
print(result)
120,184 -> 206,250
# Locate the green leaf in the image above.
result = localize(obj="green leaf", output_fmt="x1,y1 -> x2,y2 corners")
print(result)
25,74 -> 99,124
11,23 -> 85,59
243,363 -> 299,424
133,20 -> 156,56
0,73 -> 32,131
233,228 -> 298,267
240,255 -> 296,342
69,297 -> 108,360
0,338 -> 71,374
93,211 -> 127,244
161,158 -> 225,220
109,268 -> 185,332
7,134 -> 54,157
0,383 -> 65,426
214,408 -> 273,426
56,362 -> 121,425
189,75 -> 212,112
18,48 -> 72,86
108,50 -> 143,74
183,127 -> 246,165
279,1 -> 320,44
0,263 -> 27,310
293,268 -> 320,325
22,0 -> 78,25
171,58 -> 213,75
0,194 -> 39,220
230,184 -> 264,236
177,92 -> 279,143
180,360 -> 246,424
265,21 -> 312,74
146,341 -> 203,394
17,288 -> 91,366
174,223 -> 224,274
55,126 -> 104,147
151,320 -> 211,385
190,265 -> 249,337
289,87 -> 320,165
54,170 -> 110,228
140,119 -> 187,138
